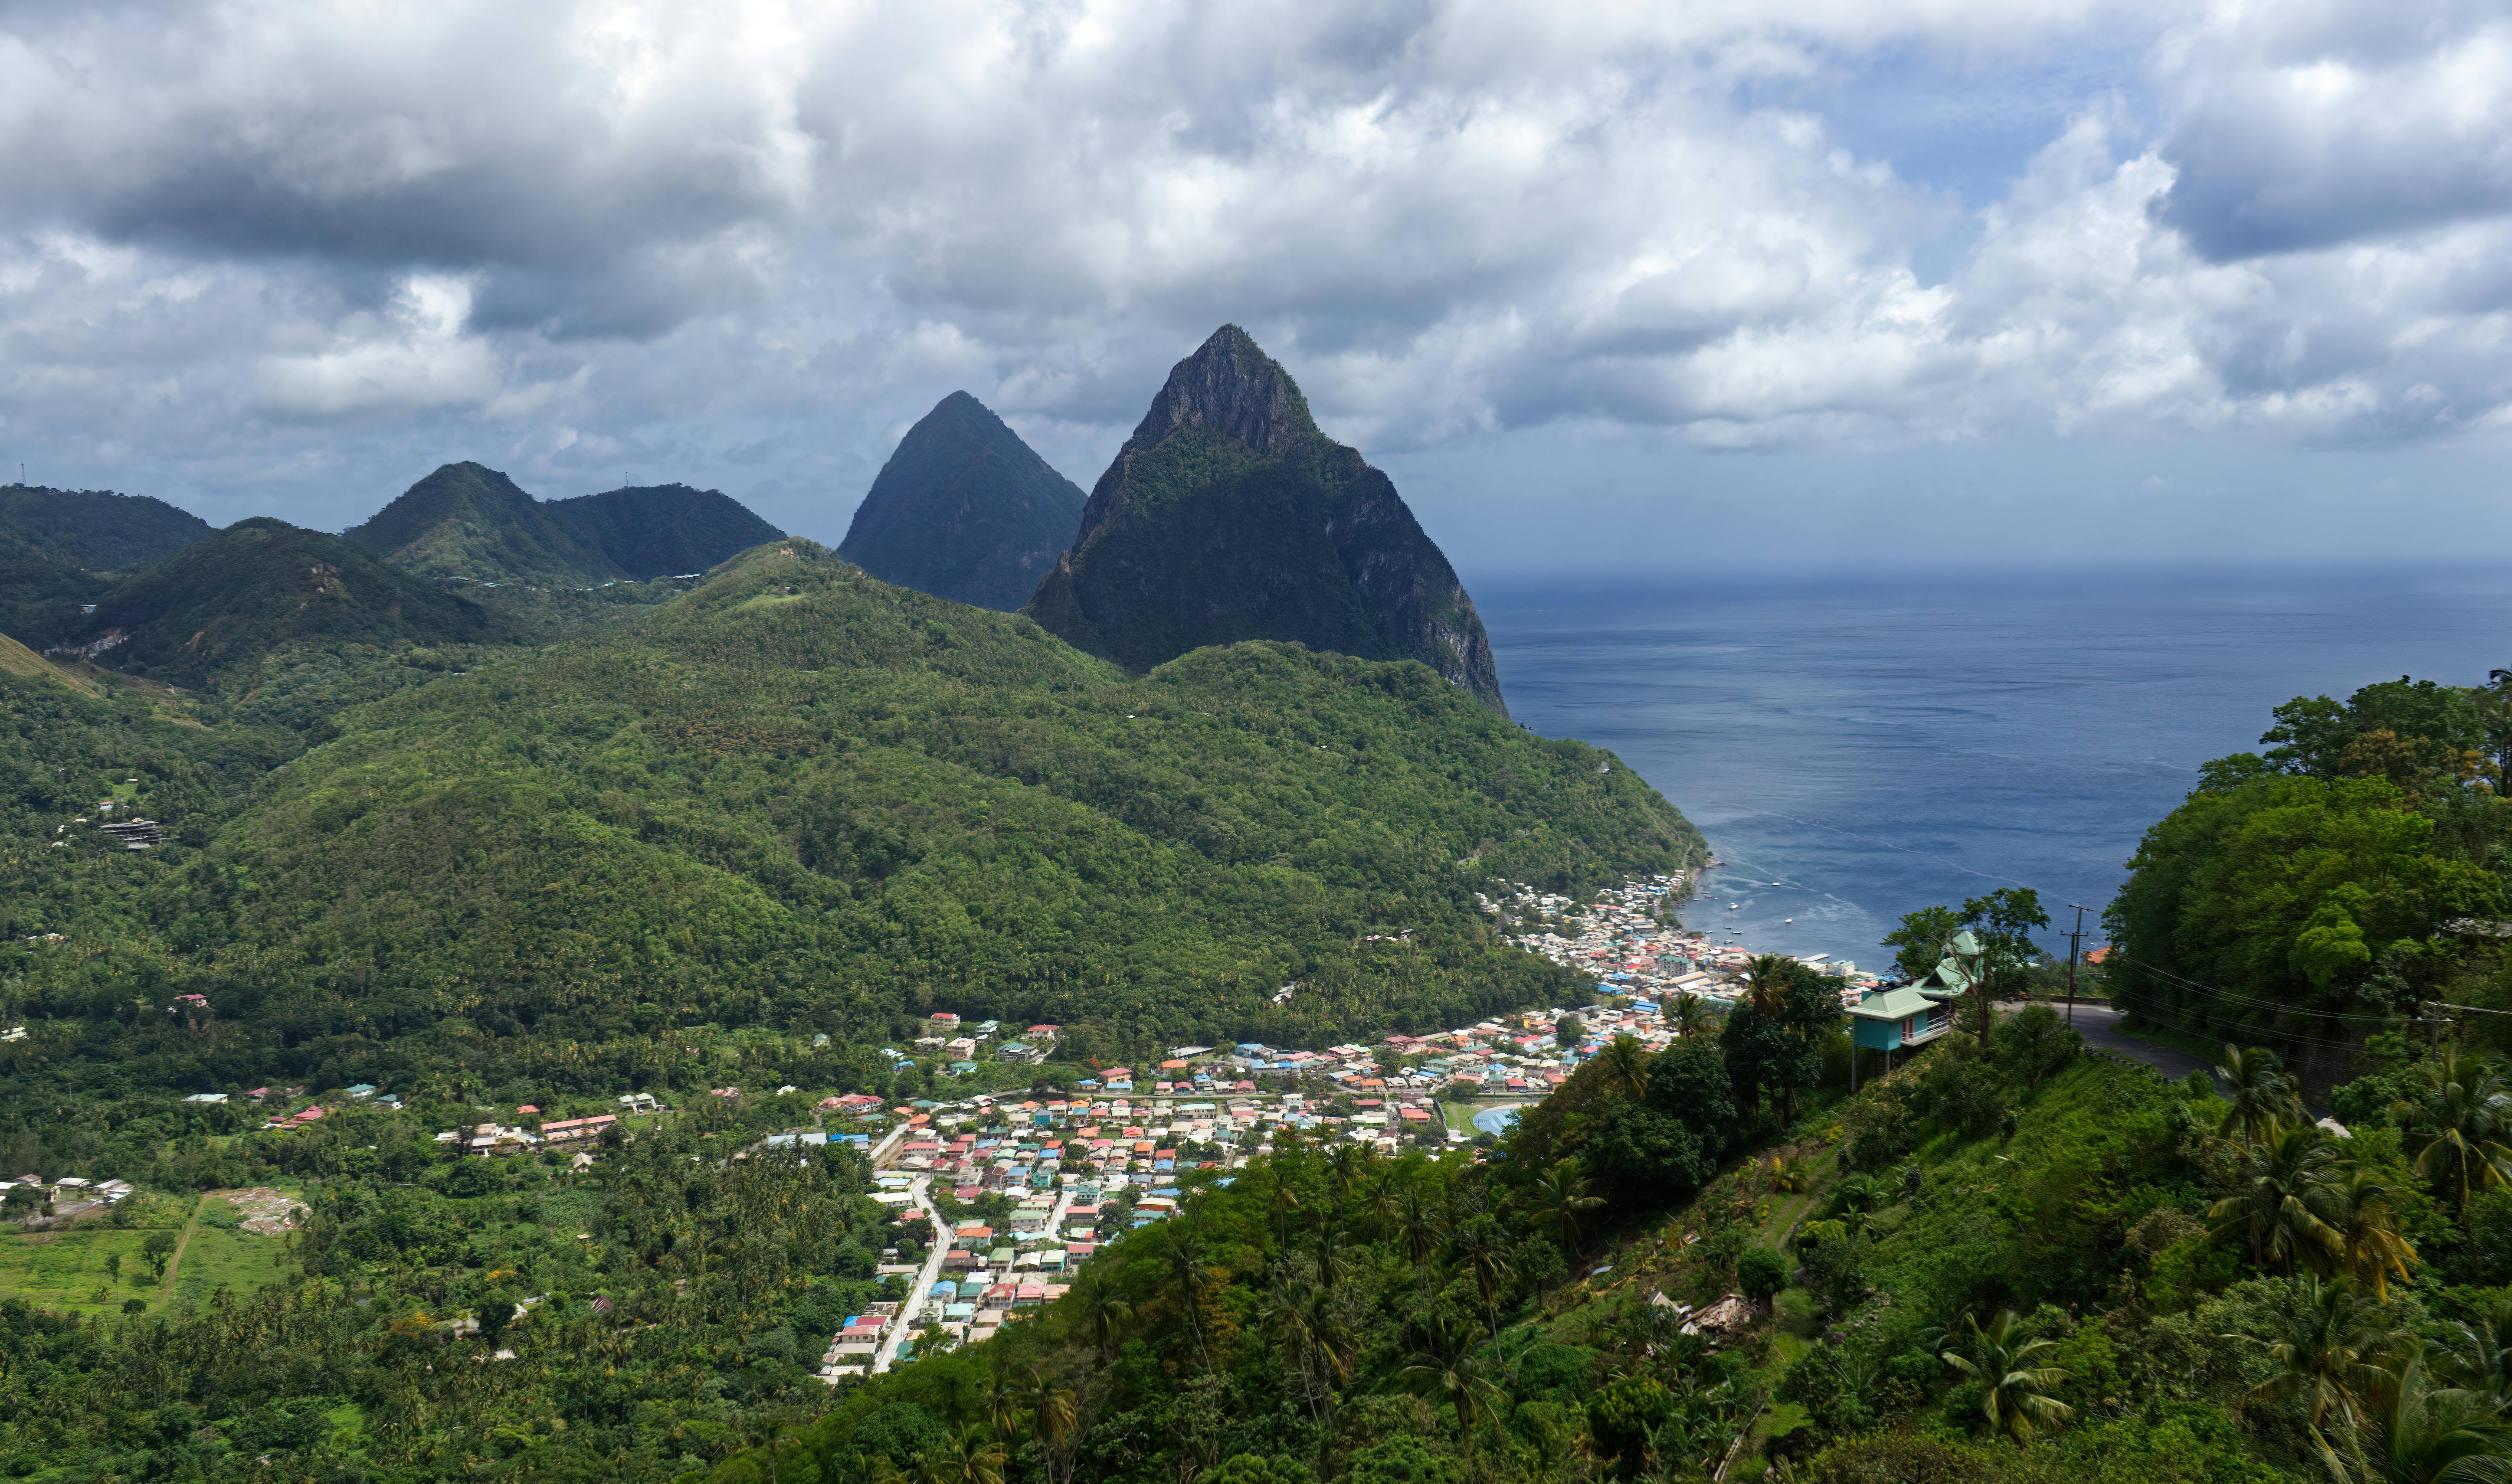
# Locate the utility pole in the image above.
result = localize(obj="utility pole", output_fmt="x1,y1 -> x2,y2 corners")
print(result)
2062,903 -> 2089,1028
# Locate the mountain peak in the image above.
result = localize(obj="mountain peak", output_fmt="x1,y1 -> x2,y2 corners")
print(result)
1026,329 -> 1508,716
838,392 -> 1087,610
1128,325 -> 1320,457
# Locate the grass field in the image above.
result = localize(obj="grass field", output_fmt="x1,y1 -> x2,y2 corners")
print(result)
0,1196 -> 298,1317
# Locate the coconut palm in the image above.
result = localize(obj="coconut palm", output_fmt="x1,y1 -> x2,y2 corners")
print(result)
2331,1353 -> 2512,1484
1258,1277 -> 1353,1424
915,1425 -> 1006,1484
1011,1370 -> 1078,1484
2327,1170 -> 2422,1301
2442,1297 -> 2512,1416
1448,1216 -> 1515,1343
1938,1309 -> 2075,1442
1071,1266 -> 1131,1361
2394,1049 -> 2512,1214
2228,1273 -> 2410,1475
1396,1321 -> 1507,1442
1324,1144 -> 1372,1222
1599,1035 -> 1651,1099
2210,1124 -> 2348,1275
1526,1158 -> 1606,1262
1742,954 -> 1795,1016
1667,992 -> 1713,1041
1308,1225 -> 1358,1291
1165,1229 -> 1223,1372
2217,1044 -> 2309,1143
1392,1187 -> 1446,1301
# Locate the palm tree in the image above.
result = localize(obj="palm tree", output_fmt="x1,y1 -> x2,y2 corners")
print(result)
1396,1321 -> 1506,1442
2328,1170 -> 2422,1301
2210,1124 -> 2347,1275
1448,1216 -> 1515,1344
1667,992 -> 1713,1041
915,1425 -> 1006,1484
2217,1044 -> 2309,1143
1526,1158 -> 1606,1263
1011,1370 -> 1078,1484
1324,1144 -> 1372,1223
1071,1266 -> 1131,1361
1308,1225 -> 1357,1291
1264,1172 -> 1303,1253
1938,1310 -> 2074,1442
2442,1296 -> 2512,1416
1393,1187 -> 1446,1301
1258,1277 -> 1353,1424
1599,1035 -> 1651,1100
1166,1229 -> 1222,1372
2394,1049 -> 2512,1214
983,1370 -> 1024,1443
1742,954 -> 1795,1016
2227,1274 -> 2410,1474
2332,1353 -> 2512,1484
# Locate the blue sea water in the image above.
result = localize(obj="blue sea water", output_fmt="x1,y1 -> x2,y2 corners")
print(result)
1480,564 -> 2512,968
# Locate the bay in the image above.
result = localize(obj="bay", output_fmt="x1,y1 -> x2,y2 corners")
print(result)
1480,564 -> 2512,969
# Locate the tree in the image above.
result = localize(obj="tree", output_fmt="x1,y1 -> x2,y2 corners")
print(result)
1736,1247 -> 1788,1306
1396,1321 -> 1506,1442
1447,1215 -> 1513,1343
1667,993 -> 1713,1040
1391,1187 -> 1445,1301
2442,1294 -> 2512,1415
1588,1039 -> 1730,1206
2326,1170 -> 2421,1301
1938,1309 -> 2074,1442
1555,1014 -> 1585,1050
2331,1353 -> 2512,1484
2218,1044 -> 2310,1143
2227,1274 -> 2410,1471
1165,1229 -> 1223,1372
1884,905 -> 1965,983
1993,1003 -> 2080,1088
1961,888 -> 2050,1006
1720,958 -> 1839,1126
1597,1035 -> 1649,1100
141,1228 -> 177,1281
2209,1124 -> 2347,1275
2394,1049 -> 2512,1213
1524,1159 -> 1605,1263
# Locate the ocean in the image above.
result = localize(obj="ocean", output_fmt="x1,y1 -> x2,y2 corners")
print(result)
1480,564 -> 2512,968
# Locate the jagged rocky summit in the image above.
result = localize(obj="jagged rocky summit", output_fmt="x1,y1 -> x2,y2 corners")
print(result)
1025,326 -> 1508,715
838,392 -> 1088,611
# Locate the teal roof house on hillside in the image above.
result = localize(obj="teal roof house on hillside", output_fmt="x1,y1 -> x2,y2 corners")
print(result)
1848,987 -> 1951,1052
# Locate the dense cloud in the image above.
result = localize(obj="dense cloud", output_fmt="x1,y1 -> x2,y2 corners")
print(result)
0,0 -> 2505,546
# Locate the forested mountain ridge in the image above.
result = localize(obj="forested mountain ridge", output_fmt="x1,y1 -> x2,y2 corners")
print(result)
6,538 -> 1701,1095
840,392 -> 1089,610
1025,327 -> 1510,716
539,482 -> 786,579
344,462 -> 783,585
64,517 -> 512,688
0,483 -> 213,570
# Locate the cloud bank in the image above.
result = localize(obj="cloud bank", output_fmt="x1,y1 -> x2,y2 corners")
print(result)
0,0 -> 2507,544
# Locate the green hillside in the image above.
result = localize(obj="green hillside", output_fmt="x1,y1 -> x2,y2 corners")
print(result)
0,484 -> 213,569
2,540 -> 1698,1092
543,482 -> 786,579
839,391 -> 1088,610
343,461 -> 621,584
344,462 -> 786,587
72,517 -> 512,688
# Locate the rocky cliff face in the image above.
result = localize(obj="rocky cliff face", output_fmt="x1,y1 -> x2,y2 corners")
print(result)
838,392 -> 1088,611
1025,326 -> 1508,715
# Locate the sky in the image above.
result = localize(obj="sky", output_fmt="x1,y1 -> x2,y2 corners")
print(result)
1,0 -> 2508,579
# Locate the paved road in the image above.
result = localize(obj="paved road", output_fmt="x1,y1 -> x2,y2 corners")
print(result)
874,1174 -> 949,1375
2063,1003 -> 2214,1083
